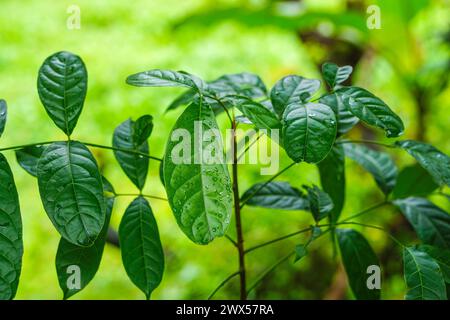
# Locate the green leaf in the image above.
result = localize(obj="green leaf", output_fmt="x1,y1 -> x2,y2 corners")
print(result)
304,185 -> 333,222
235,98 -> 281,132
133,115 -> 153,146
207,72 -> 267,99
37,141 -> 106,247
126,69 -> 205,91
394,197 -> 450,249
159,159 -> 165,187
318,144 -> 345,223
392,164 -> 439,199
282,102 -> 337,163
418,245 -> 450,283
163,99 -> 233,244
270,75 -> 321,118
337,86 -> 404,138
55,177 -> 115,299
113,118 -> 149,190
319,93 -> 359,136
15,145 -> 46,177
119,197 -> 164,299
403,247 -> 447,300
241,181 -> 308,211
294,245 -> 308,263
322,62 -> 353,89
337,229 -> 380,300
0,99 -> 7,138
166,89 -> 197,112
396,140 -> 450,187
0,154 -> 23,300
37,51 -> 87,136
343,143 -> 397,195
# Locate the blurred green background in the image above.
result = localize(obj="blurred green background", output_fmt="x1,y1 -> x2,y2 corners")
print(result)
0,0 -> 449,299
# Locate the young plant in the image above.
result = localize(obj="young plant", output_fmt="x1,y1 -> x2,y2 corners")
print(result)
0,52 -> 449,300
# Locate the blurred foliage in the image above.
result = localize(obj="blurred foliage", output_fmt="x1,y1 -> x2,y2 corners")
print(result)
0,0 -> 448,299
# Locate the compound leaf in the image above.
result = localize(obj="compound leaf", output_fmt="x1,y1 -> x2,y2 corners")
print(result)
37,141 -> 106,247
37,51 -> 87,136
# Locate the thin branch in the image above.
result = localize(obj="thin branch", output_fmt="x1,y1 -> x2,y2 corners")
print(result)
240,162 -> 297,209
245,226 -> 312,254
336,139 -> 397,149
342,201 -> 389,222
0,141 -> 55,152
207,271 -> 240,300
82,142 -> 162,161
225,234 -> 238,247
114,193 -> 168,201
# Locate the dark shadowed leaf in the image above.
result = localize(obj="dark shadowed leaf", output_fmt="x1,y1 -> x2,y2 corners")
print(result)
37,51 -> 87,136
394,197 -> 450,249
396,140 -> 450,187
113,118 -> 149,190
337,86 -> 404,138
166,89 -> 197,112
282,102 -> 336,163
56,177 -> 115,299
0,99 -> 7,138
304,185 -> 333,222
270,75 -> 321,118
164,99 -> 233,244
37,141 -> 106,247
294,245 -> 308,263
418,245 -> 450,283
234,98 -> 281,132
319,93 -> 359,136
132,115 -> 153,146
318,144 -> 345,223
392,164 -> 439,199
119,197 -> 164,299
126,69 -> 205,91
403,247 -> 447,300
337,229 -> 380,300
0,154 -> 23,300
344,143 -> 397,195
241,181 -> 308,211
322,62 -> 353,89
15,145 -> 46,177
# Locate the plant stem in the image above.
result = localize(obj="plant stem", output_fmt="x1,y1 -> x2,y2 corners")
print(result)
82,142 -> 162,161
225,234 -> 238,247
342,201 -> 389,222
237,132 -> 262,162
207,271 -> 240,300
245,226 -> 312,254
114,193 -> 168,201
231,115 -> 247,300
240,162 -> 297,209
336,139 -> 397,149
0,141 -> 55,152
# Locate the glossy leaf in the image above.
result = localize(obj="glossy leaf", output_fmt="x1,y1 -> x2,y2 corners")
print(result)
113,118 -> 149,190
119,197 -> 164,299
319,93 -> 359,136
241,181 -> 308,211
235,98 -> 281,132
126,69 -> 205,91
394,197 -> 450,249
396,140 -> 450,187
318,144 -> 345,223
270,75 -> 321,118
403,247 -> 447,300
164,99 -> 233,244
337,229 -> 380,300
322,62 -> 353,89
166,89 -> 197,112
37,141 -> 106,247
56,177 -> 115,299
392,164 -> 439,199
344,143 -> 397,195
282,102 -> 337,163
337,86 -> 404,138
0,99 -> 7,138
15,145 -> 46,177
37,51 -> 87,136
208,72 -> 267,99
304,185 -> 333,222
0,154 -> 23,300
133,115 -> 153,146
418,245 -> 450,283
